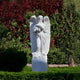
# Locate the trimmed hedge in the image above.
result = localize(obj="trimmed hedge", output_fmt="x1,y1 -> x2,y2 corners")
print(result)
0,67 -> 80,80
0,48 -> 27,72
48,48 -> 68,64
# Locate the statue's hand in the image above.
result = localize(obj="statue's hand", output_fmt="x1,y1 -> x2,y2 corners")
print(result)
33,27 -> 38,32
42,53 -> 47,56
33,27 -> 41,33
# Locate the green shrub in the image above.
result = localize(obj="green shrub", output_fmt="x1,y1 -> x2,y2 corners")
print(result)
0,48 -> 27,72
48,47 -> 68,64
0,23 -> 10,44
50,1 -> 80,65
51,4 -> 80,48
26,48 -> 32,64
0,67 -> 80,80
71,40 -> 80,64
22,47 -> 68,64
35,9 -> 45,16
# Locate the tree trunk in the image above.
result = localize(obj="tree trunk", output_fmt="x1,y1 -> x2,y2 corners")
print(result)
69,54 -> 75,67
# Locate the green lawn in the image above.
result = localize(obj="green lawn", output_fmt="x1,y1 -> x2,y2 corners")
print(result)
21,66 -> 80,73
1,66 -> 80,73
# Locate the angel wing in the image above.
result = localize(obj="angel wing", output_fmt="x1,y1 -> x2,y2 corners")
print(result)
30,15 -> 37,53
44,16 -> 50,34
43,16 -> 50,55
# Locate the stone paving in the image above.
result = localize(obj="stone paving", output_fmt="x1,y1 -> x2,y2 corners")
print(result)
27,64 -> 68,67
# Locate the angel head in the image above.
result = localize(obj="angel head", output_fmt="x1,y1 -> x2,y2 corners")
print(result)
30,15 -> 37,25
37,15 -> 43,23
30,15 -> 50,33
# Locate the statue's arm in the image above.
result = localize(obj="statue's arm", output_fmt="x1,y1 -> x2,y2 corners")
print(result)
33,27 -> 39,33
33,24 -> 45,33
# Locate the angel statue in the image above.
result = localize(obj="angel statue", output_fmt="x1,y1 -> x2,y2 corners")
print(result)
30,15 -> 50,71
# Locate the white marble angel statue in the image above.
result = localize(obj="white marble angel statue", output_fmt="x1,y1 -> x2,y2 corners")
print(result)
30,15 -> 50,71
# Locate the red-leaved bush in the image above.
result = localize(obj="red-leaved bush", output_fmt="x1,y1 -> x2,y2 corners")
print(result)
0,0 -> 63,43
0,0 -> 63,24
22,0 -> 63,15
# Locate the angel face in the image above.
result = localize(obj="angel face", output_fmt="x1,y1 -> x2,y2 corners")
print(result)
30,15 -> 37,24
44,16 -> 49,22
37,15 -> 43,23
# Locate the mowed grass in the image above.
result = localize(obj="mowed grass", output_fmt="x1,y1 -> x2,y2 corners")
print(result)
0,66 -> 80,73
20,66 -> 80,73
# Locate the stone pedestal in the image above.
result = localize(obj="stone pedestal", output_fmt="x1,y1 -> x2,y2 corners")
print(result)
32,52 -> 47,71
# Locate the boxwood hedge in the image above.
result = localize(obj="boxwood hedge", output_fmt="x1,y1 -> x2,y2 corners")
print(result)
0,48 -> 27,72
0,67 -> 80,80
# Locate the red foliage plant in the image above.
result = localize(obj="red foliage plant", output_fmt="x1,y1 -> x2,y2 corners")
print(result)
0,0 -> 63,43
0,0 -> 63,23
22,0 -> 63,15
